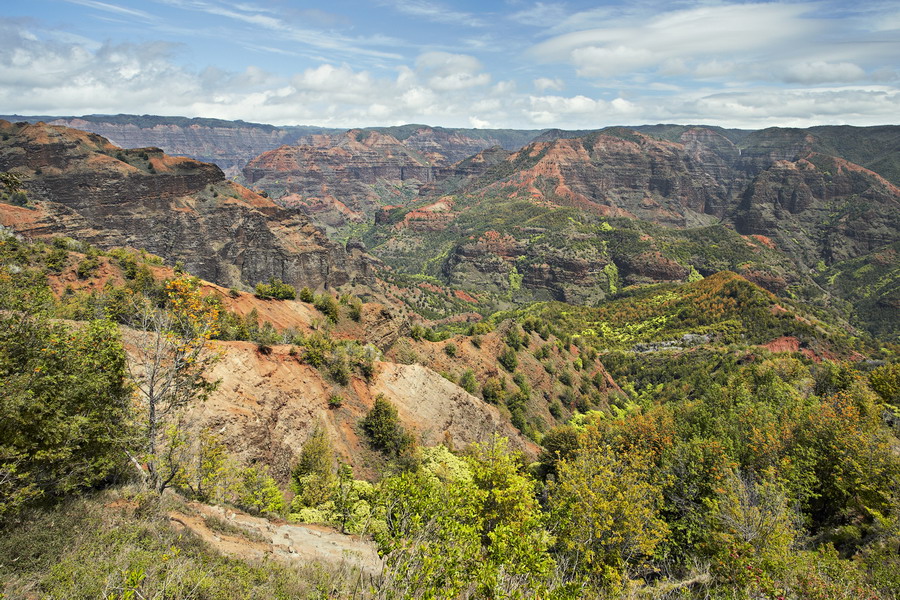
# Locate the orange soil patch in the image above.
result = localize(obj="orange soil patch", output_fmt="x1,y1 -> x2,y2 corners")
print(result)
454,289 -> 478,303
761,336 -> 802,354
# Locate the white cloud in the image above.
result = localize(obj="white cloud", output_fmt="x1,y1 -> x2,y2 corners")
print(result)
571,45 -> 655,78
1,11 -> 898,131
668,87 -> 900,127
509,2 -> 568,27
415,51 -> 491,90
63,0 -> 155,20
784,61 -> 867,84
529,3 -> 843,84
386,0 -> 485,27
533,77 -> 564,91
154,0 -> 404,61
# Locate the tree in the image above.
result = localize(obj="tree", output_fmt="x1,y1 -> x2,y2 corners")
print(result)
361,394 -> 414,458
548,441 -> 668,591
0,316 -> 133,520
291,424 -> 337,509
125,275 -> 220,493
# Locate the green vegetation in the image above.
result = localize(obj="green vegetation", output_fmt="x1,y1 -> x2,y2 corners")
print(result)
2,198 -> 898,598
253,277 -> 296,300
818,242 -> 900,339
495,271 -> 863,353
361,395 -> 415,458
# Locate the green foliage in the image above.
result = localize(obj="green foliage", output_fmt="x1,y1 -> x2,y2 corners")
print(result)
868,362 -> 900,404
443,341 -> 457,357
603,261 -> 619,295
498,345 -> 518,372
458,369 -> 477,394
253,277 -> 296,300
374,437 -> 554,598
0,171 -> 27,206
549,440 -> 668,591
75,256 -> 99,279
236,465 -> 284,515
0,316 -> 133,520
313,293 -> 341,322
291,425 -> 337,509
361,395 -> 415,458
499,271 -> 858,353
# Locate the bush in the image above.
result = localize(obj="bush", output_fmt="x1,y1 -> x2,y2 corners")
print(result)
314,293 -> 340,322
482,377 -> 504,404
253,277 -> 296,300
0,317 -> 133,520
459,369 -> 477,394
498,346 -> 518,372
75,256 -> 99,279
444,342 -> 457,357
236,465 -> 284,515
361,395 -> 414,458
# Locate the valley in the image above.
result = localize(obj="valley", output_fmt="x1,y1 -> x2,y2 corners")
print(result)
0,116 -> 898,599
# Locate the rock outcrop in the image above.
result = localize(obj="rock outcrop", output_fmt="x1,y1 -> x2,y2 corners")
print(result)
468,132 -> 729,227
0,120 -> 376,290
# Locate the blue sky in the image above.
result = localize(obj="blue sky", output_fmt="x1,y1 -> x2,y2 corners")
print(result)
2,0 -> 898,129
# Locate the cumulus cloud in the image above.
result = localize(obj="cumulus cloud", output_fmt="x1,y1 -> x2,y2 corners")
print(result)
2,6 -> 899,131
415,51 -> 491,90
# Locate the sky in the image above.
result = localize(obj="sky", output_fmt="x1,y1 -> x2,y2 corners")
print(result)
2,0 -> 899,130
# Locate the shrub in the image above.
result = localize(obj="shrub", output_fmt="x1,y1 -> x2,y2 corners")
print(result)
236,465 -> 284,515
254,277 -> 296,300
0,317 -> 133,520
314,293 -> 340,323
482,377 -> 504,404
361,394 -> 414,457
498,346 -> 518,372
444,342 -> 457,357
459,369 -> 477,394
75,256 -> 99,279
347,297 -> 363,322
291,425 -> 336,508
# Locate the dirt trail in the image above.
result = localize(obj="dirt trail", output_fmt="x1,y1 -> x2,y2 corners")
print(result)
168,501 -> 383,577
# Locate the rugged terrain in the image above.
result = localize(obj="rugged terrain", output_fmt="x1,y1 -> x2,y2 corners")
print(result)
360,126 -> 900,337
0,120 -> 376,291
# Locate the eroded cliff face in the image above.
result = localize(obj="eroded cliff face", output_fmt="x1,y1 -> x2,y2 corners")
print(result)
469,132 -> 729,228
241,128 -> 515,234
0,120 -> 376,290
732,155 -> 900,266
45,117 -> 321,177
362,125 -> 898,306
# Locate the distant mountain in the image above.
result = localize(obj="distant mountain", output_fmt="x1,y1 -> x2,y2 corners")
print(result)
0,114 -> 544,178
360,125 -> 899,338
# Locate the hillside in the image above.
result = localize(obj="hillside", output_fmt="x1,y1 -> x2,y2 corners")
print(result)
2,117 -> 899,600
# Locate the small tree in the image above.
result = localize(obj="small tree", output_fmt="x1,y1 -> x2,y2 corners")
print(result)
126,275 -> 220,493
291,425 -> 337,509
361,394 -> 414,458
